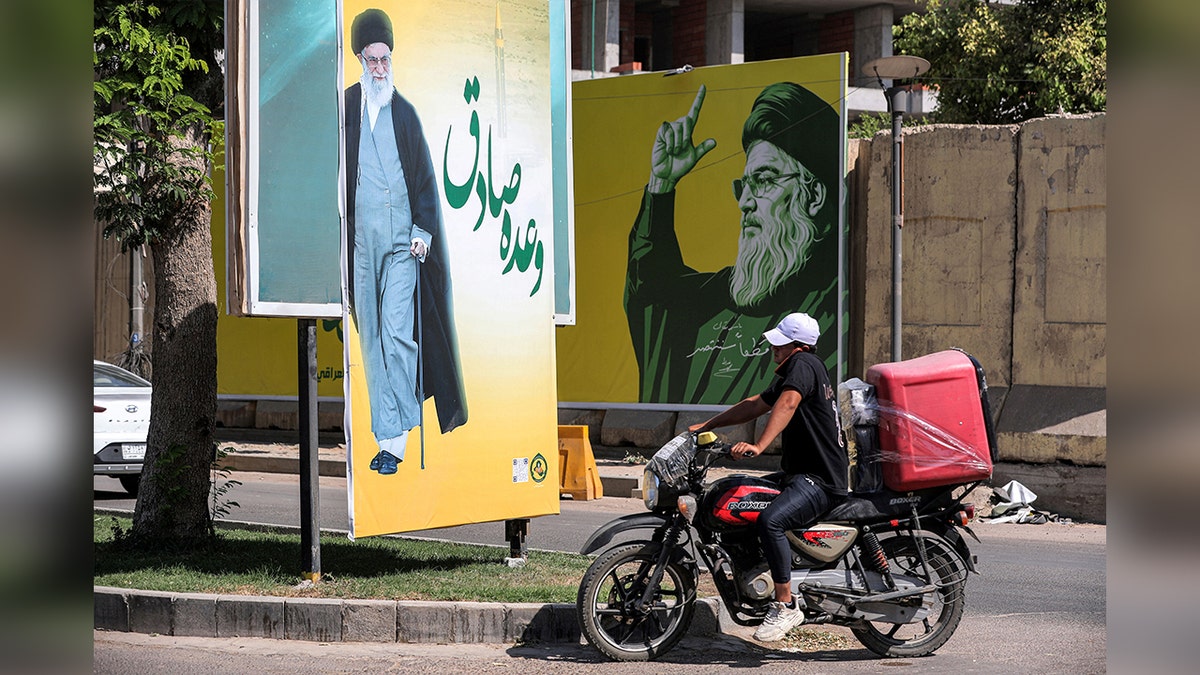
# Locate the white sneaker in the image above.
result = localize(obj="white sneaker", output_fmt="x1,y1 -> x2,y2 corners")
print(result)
753,599 -> 806,642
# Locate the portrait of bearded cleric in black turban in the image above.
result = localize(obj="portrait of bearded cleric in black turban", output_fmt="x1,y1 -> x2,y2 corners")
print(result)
343,8 -> 468,475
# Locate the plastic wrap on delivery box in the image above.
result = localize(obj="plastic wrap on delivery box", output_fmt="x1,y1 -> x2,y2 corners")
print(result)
839,378 -> 992,492
647,432 -> 697,491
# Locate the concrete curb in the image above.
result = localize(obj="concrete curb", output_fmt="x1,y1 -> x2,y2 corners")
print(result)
94,586 -> 723,645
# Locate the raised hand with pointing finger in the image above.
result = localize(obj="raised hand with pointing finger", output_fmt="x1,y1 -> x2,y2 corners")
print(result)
648,85 -> 717,194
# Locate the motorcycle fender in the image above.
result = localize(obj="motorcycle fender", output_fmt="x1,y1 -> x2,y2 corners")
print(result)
580,513 -> 672,555
939,527 -> 978,574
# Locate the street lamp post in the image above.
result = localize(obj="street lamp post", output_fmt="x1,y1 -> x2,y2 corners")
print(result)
863,55 -> 929,363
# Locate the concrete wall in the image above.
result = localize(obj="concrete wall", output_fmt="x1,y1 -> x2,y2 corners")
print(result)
856,114 -> 1105,393
95,225 -> 155,364
1013,115 -> 1107,389
851,114 -> 1106,520
860,123 -> 1021,394
999,114 -> 1106,477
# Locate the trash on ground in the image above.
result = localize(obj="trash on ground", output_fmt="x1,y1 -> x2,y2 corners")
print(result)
981,479 -> 1068,524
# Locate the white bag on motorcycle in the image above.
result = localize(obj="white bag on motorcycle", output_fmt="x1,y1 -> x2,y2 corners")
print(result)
838,378 -> 883,494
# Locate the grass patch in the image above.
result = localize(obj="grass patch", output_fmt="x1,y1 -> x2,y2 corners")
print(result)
94,515 -> 591,603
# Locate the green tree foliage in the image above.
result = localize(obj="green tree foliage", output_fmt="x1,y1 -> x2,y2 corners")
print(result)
93,1 -> 221,249
849,112 -> 930,140
895,0 -> 1106,124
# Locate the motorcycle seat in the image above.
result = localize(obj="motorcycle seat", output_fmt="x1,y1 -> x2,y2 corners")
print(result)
824,492 -> 912,522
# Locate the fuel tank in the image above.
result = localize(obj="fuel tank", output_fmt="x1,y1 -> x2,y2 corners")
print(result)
698,475 -> 781,532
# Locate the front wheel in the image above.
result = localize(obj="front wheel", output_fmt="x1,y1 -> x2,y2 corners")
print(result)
851,531 -> 968,658
577,542 -> 697,661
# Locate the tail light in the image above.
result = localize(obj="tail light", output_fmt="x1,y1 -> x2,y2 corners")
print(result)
952,504 -> 976,526
94,405 -> 106,413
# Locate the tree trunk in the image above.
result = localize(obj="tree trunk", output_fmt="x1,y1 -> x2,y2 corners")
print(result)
130,130 -> 218,548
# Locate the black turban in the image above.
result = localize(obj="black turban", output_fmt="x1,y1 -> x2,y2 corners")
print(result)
352,8 -> 393,55
742,82 -> 838,191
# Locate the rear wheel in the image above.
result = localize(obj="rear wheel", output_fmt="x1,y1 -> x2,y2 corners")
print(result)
118,474 -> 141,497
851,532 -> 967,657
577,542 -> 696,661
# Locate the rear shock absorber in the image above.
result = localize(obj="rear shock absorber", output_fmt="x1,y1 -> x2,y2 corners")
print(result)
860,527 -> 896,590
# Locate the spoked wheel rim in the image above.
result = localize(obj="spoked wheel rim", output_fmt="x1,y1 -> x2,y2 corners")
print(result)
852,532 -> 967,657
592,554 -> 686,648
579,543 -> 696,661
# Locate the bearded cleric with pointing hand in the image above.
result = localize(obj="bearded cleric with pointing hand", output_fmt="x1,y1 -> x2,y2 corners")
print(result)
625,82 -> 840,404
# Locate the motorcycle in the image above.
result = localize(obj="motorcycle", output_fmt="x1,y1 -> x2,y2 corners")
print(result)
580,345 -> 1003,658
576,351 -> 997,661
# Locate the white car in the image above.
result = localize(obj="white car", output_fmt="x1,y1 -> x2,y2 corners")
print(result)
93,360 -> 151,495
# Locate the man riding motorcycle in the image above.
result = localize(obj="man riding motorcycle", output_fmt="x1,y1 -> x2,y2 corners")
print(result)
688,312 -> 848,641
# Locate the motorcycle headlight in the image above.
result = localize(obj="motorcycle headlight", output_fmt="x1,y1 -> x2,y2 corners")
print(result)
642,468 -> 660,510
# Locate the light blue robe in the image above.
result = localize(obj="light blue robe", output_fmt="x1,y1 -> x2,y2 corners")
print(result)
354,102 -> 432,441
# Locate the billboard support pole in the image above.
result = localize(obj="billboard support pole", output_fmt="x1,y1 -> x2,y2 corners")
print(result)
504,518 -> 529,567
299,318 -> 321,582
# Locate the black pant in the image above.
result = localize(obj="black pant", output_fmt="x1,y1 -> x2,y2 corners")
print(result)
757,473 -> 832,585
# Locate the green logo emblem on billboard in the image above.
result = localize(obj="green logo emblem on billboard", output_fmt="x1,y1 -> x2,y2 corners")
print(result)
530,453 -> 548,483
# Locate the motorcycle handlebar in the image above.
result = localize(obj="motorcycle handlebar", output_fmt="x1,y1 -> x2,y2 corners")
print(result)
696,439 -> 732,456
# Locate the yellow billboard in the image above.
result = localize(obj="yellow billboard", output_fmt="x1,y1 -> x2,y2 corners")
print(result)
557,55 -> 847,406
340,1 -> 559,538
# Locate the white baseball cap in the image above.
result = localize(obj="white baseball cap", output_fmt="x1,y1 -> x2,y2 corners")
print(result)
763,312 -> 820,347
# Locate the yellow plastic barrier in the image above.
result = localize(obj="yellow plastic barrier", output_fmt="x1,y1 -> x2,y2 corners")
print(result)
558,425 -> 604,501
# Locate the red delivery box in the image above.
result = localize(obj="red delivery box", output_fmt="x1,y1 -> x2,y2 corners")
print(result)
865,350 -> 995,491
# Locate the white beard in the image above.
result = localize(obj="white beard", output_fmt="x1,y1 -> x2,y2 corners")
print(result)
728,193 -> 818,308
361,67 -> 394,110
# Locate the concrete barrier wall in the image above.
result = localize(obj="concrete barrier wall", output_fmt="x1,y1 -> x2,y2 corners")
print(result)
1013,115 -> 1107,389
855,114 -> 1105,385
860,124 -> 1021,395
851,114 -> 1106,519
997,114 -> 1106,474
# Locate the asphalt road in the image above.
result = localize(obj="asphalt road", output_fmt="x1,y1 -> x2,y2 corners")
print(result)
94,473 -> 1106,673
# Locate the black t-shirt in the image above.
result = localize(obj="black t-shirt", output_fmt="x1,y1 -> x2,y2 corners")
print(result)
760,350 -> 848,495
